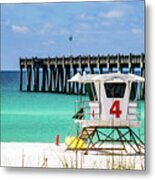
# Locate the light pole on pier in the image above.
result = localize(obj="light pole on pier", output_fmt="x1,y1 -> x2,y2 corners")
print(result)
69,35 -> 73,56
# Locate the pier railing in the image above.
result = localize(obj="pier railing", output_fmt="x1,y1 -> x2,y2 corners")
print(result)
19,53 -> 145,99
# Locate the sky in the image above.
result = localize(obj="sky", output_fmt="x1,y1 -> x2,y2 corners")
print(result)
1,0 -> 144,70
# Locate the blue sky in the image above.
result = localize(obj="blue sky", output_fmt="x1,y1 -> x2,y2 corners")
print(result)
1,1 -> 144,70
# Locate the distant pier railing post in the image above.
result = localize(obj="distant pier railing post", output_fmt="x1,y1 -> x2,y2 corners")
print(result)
19,53 -> 145,99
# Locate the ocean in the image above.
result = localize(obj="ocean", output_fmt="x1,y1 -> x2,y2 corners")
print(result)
0,71 -> 145,143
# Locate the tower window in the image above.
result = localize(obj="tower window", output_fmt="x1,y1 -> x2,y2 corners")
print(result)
104,83 -> 126,98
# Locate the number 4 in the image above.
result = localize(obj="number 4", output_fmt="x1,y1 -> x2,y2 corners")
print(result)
110,100 -> 122,118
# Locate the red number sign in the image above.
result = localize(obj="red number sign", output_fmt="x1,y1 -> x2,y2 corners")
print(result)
110,100 -> 122,118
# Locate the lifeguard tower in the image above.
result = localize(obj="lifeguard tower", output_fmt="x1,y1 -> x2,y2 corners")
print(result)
66,72 -> 145,155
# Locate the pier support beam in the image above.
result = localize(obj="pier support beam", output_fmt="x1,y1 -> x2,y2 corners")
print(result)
54,68 -> 59,92
33,67 -> 40,92
20,67 -> 23,91
42,66 -> 48,92
64,68 -> 71,94
26,66 -> 32,92
59,68 -> 64,93
48,67 -> 52,92
36,67 -> 40,91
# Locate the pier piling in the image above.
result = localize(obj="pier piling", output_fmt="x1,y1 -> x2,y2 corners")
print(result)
20,67 -> 23,91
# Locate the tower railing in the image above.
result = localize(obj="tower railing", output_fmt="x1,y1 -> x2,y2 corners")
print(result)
74,100 -> 100,120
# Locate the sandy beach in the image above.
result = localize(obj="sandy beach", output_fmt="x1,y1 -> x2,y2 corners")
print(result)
1,142 -> 145,170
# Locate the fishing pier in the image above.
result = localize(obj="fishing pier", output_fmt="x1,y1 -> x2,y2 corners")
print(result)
19,53 -> 145,98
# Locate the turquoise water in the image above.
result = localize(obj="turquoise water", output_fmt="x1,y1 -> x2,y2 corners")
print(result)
0,71 -> 145,142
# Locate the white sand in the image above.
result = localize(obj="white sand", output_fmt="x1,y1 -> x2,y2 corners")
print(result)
1,142 -> 145,170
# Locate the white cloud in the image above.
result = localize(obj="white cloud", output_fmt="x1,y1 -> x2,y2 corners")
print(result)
100,21 -> 111,27
99,10 -> 124,19
1,19 -> 11,28
131,28 -> 143,34
76,29 -> 106,35
78,23 -> 91,30
75,23 -> 91,34
79,12 -> 94,21
11,25 -> 29,33
39,23 -> 53,34
59,28 -> 70,35
42,40 -> 55,46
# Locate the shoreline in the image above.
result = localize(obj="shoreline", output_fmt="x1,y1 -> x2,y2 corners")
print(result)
1,142 -> 145,170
